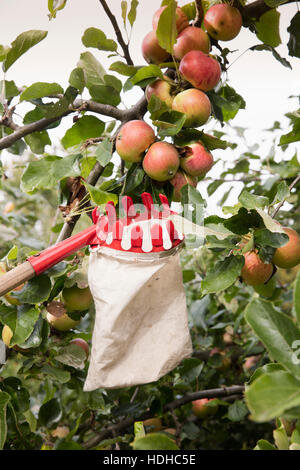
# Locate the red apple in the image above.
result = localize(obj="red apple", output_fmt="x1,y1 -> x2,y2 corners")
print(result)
243,355 -> 260,372
141,30 -> 170,65
180,142 -> 213,177
272,227 -> 300,269
204,4 -> 242,41
172,88 -> 211,128
241,251 -> 273,286
116,120 -> 156,163
70,338 -> 89,358
152,6 -> 189,33
192,398 -> 218,419
173,26 -> 210,60
170,170 -> 197,202
143,142 -> 180,182
146,77 -> 174,108
179,50 -> 221,91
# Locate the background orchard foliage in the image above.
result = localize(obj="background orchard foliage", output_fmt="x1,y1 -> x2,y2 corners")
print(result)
0,0 -> 300,451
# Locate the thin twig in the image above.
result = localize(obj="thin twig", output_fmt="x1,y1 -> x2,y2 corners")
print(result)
271,174 -> 300,219
98,0 -> 133,65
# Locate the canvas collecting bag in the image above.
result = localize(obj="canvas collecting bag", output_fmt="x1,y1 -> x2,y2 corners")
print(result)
83,193 -> 193,391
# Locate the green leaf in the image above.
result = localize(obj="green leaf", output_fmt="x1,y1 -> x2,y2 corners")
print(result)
20,82 -> 63,101
279,117 -> 300,146
287,11 -> 300,58
0,302 -> 17,331
227,400 -> 248,422
132,433 -> 179,450
246,371 -> 300,422
21,154 -> 81,192
55,343 -> 86,369
255,9 -> 281,48
24,130 -> 51,154
181,2 -> 196,20
95,138 -> 113,166
238,190 -> 269,210
41,364 -> 71,384
254,439 -> 277,450
245,298 -> 300,380
121,1 -> 128,27
12,275 -> 51,304
254,228 -> 289,248
109,61 -> 140,77
82,28 -> 117,52
10,306 -> 40,346
273,420 -> 289,450
177,358 -> 204,383
0,392 -> 10,450
156,0 -> 177,54
0,45 -> 10,62
89,83 -> 121,106
69,67 -> 85,93
54,440 -> 83,450
201,255 -> 244,295
78,51 -> 106,89
208,86 -> 246,123
48,0 -> 67,19
134,421 -> 145,439
3,30 -> 48,72
256,208 -> 286,234
0,80 -> 19,99
273,180 -> 290,203
84,182 -> 118,207
19,315 -> 45,349
154,110 -> 186,137
128,0 -> 139,26
131,65 -> 163,86
174,128 -> 229,149
38,398 -> 62,427
62,115 -> 105,149
39,86 -> 77,119
294,270 -> 300,327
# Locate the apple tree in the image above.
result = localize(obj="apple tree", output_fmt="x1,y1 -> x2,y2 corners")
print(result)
0,0 -> 300,450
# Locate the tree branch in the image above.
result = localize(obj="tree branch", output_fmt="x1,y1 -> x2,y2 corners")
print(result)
241,0 -> 296,20
0,96 -> 147,151
98,0 -> 133,65
82,385 -> 245,449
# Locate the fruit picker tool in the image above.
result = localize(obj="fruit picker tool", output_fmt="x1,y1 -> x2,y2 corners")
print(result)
0,191 -> 196,389
0,192 -> 187,297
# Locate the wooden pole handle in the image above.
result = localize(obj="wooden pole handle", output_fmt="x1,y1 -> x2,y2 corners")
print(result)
0,261 -> 36,297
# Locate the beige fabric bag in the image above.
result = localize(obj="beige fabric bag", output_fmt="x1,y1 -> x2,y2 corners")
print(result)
84,245 -> 192,391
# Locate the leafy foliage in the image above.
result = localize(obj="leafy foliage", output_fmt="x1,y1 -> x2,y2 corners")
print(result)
0,0 -> 299,452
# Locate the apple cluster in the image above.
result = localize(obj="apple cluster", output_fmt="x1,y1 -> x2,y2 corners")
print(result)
116,4 -> 243,202
241,226 -> 300,287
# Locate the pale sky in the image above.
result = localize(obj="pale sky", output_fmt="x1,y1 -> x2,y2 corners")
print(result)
0,0 -> 299,214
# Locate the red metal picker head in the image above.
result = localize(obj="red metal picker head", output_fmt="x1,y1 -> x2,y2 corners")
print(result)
91,192 -> 184,253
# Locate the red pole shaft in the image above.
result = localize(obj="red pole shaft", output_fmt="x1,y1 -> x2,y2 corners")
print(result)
28,225 -> 97,275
